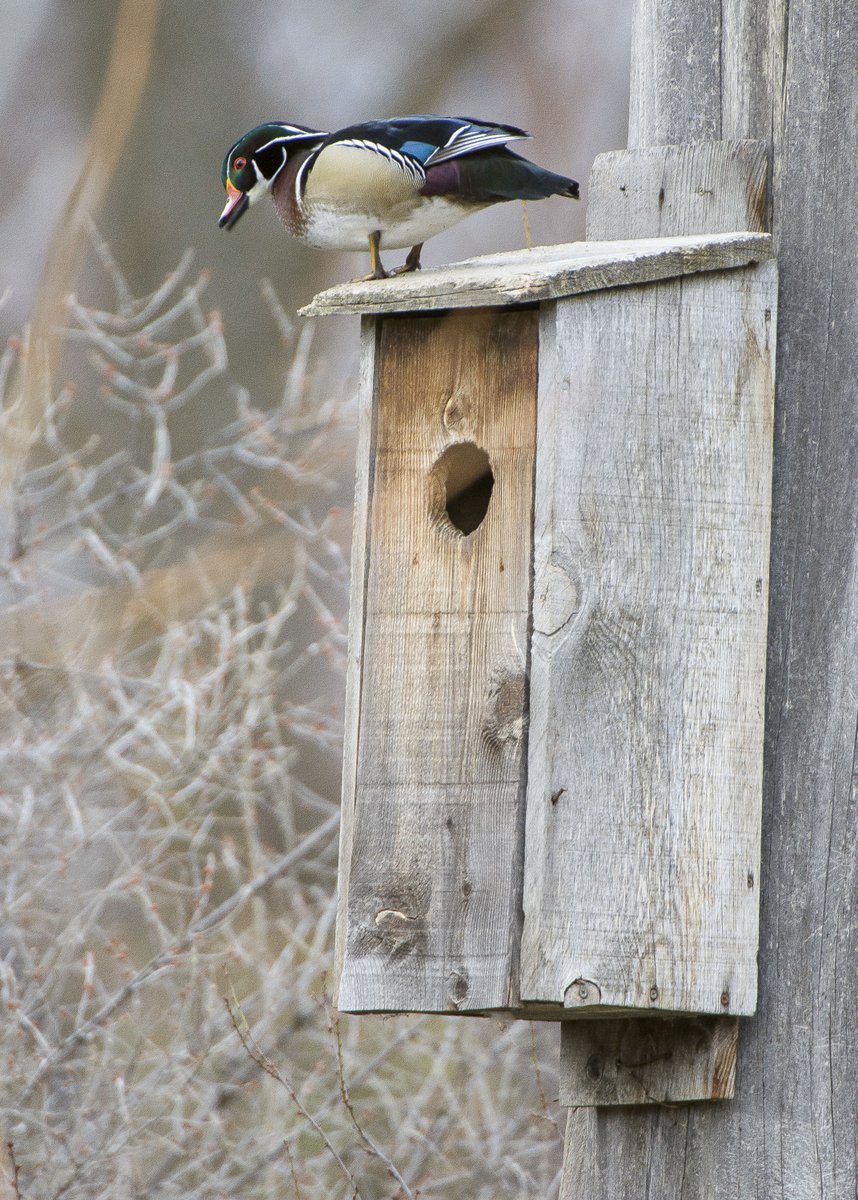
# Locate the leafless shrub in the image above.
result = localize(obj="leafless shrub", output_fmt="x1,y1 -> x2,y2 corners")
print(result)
0,245 -> 563,1198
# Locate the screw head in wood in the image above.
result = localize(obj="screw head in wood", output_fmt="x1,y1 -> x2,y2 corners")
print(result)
564,978 -> 602,1007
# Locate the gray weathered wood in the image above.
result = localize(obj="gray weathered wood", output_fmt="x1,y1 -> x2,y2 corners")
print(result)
586,140 -> 769,240
556,142 -> 762,1124
337,309 -> 537,1013
628,0 -> 785,148
562,0 -> 858,1195
521,259 -> 776,1017
334,320 -> 380,988
560,1016 -> 737,1105
299,232 -> 771,316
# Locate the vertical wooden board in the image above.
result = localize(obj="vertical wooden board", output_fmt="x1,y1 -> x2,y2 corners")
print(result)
334,319 -> 380,989
627,0 -> 784,149
560,1015 -> 737,1105
338,309 -> 537,1013
521,261 -> 776,1016
586,140 -> 769,241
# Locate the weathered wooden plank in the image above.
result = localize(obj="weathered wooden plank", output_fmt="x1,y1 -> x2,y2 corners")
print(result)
628,0 -> 784,148
586,140 -> 769,240
334,319 -> 380,990
553,140 -> 764,1115
521,260 -> 776,1017
560,1015 -> 737,1105
337,309 -> 537,1013
560,1106 -> 698,1199
299,232 -> 771,317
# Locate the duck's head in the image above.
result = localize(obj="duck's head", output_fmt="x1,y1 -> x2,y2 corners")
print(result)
219,122 -> 326,229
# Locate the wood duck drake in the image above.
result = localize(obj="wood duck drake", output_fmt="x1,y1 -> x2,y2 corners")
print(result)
219,115 -> 579,279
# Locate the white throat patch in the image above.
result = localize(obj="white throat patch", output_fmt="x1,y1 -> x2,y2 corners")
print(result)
248,147 -> 288,206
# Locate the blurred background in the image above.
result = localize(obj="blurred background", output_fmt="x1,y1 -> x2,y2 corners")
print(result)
0,2 -> 634,1197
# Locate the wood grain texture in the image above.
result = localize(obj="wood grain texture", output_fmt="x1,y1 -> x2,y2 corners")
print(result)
628,0 -> 785,148
299,232 -> 771,316
337,309 -> 537,1013
563,0 -> 858,1195
522,261 -> 776,1017
560,1015 -> 738,1105
334,319 -> 380,989
586,140 -> 769,240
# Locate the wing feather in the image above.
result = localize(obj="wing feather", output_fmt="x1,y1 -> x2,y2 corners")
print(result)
424,121 -> 531,166
322,116 -> 530,178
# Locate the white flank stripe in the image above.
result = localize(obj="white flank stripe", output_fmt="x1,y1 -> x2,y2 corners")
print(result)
336,138 -> 425,186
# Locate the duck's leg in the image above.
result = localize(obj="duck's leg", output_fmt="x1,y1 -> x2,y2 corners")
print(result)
351,230 -> 389,282
391,242 -> 423,276
368,230 -> 388,279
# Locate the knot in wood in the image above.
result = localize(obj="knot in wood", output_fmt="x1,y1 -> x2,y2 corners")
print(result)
446,967 -> 470,1009
363,904 -> 426,959
375,908 -> 417,930
533,559 -> 580,638
481,663 -> 526,750
442,387 -> 475,433
585,1053 -> 604,1081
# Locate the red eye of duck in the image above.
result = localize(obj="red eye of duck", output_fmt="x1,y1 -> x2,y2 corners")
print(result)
233,156 -> 247,171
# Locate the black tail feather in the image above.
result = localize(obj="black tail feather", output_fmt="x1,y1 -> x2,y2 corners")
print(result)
423,147 -> 578,203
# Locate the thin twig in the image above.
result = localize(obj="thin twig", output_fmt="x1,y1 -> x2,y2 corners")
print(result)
225,995 -> 361,1200
5,1142 -> 21,1200
329,1004 -> 416,1200
282,1139 -> 304,1200
529,1021 -> 560,1131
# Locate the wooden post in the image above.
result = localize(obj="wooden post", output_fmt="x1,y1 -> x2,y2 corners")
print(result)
560,1 -> 858,1196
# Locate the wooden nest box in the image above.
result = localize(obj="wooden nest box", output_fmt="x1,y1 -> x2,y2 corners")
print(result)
303,143 -> 776,1061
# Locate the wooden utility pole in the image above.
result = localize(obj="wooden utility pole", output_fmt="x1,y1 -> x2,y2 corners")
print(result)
561,1 -> 858,1195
